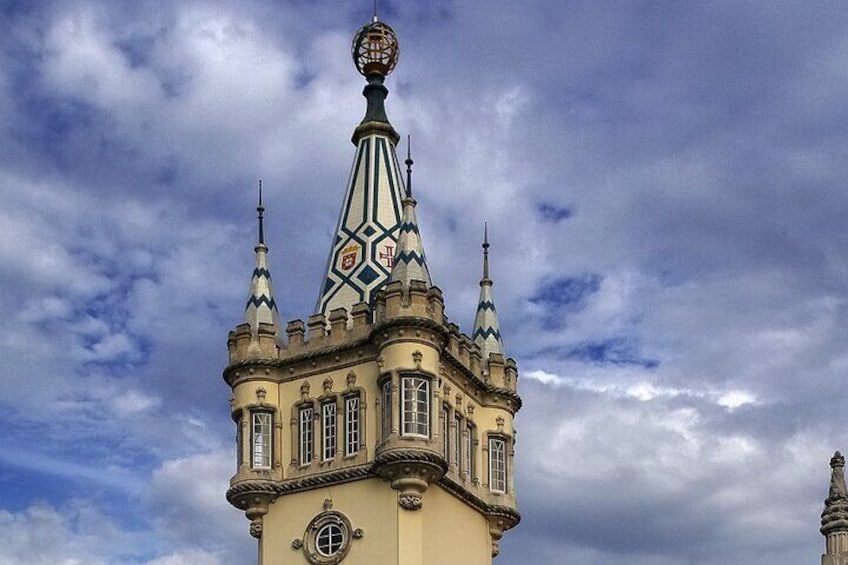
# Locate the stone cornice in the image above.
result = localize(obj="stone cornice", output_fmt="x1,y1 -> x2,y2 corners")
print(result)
438,474 -> 521,530
228,465 -> 374,503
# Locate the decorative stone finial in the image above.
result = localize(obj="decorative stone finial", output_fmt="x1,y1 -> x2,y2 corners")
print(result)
822,451 -> 848,537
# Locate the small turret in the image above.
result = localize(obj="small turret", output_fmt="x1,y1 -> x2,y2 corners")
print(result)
390,137 -> 432,288
240,182 -> 281,356
472,223 -> 504,362
822,451 -> 848,564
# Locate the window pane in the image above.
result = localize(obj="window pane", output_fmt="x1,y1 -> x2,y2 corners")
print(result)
345,395 -> 360,456
316,523 -> 345,556
454,415 -> 462,471
299,407 -> 313,465
489,437 -> 506,492
401,377 -> 429,437
467,423 -> 475,479
442,407 -> 449,459
251,412 -> 272,469
381,380 -> 392,440
322,402 -> 336,461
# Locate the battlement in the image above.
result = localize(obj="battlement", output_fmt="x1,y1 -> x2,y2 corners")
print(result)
225,284 -> 518,397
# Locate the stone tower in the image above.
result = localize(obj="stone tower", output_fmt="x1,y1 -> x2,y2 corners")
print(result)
223,16 -> 521,565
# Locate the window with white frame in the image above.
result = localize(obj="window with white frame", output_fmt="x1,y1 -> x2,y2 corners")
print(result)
401,376 -> 430,437
315,522 -> 345,556
489,437 -> 507,493
236,414 -> 243,470
299,406 -> 313,466
345,394 -> 360,456
454,414 -> 463,471
251,411 -> 272,469
466,422 -> 475,479
322,401 -> 336,461
381,380 -> 392,440
441,406 -> 450,459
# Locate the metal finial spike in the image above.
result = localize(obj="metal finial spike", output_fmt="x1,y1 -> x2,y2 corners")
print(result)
257,180 -> 265,245
373,0 -> 378,21
482,222 -> 490,280
405,135 -> 413,197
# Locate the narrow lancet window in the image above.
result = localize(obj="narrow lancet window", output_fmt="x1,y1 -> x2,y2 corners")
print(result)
345,394 -> 360,456
251,412 -> 272,469
322,401 -> 336,461
489,437 -> 507,493
299,406 -> 314,466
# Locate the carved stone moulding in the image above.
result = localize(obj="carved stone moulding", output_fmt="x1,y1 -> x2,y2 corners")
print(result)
373,448 -> 447,511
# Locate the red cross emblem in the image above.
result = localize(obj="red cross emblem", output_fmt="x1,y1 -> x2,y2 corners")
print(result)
380,245 -> 394,268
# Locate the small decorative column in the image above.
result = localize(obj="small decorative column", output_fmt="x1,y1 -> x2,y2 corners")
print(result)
822,451 -> 848,565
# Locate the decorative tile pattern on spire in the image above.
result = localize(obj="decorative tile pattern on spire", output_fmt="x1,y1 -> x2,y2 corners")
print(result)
316,20 -> 406,316
473,224 -> 504,360
316,133 -> 405,314
244,184 -> 281,333
390,195 -> 431,286
390,137 -> 431,287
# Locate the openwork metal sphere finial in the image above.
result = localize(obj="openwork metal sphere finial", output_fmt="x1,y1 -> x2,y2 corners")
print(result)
352,20 -> 399,77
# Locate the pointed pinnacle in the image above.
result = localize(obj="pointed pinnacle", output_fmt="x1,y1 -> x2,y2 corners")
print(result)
482,222 -> 490,281
257,180 -> 265,245
405,135 -> 413,197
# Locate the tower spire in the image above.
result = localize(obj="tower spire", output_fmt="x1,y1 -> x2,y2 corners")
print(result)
473,223 -> 504,360
316,18 -> 406,316
390,138 -> 431,287
244,182 -> 280,335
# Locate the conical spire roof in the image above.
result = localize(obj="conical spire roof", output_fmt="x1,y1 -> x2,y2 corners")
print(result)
390,137 -> 431,287
316,18 -> 406,316
822,451 -> 848,537
473,224 -> 504,360
244,183 -> 281,334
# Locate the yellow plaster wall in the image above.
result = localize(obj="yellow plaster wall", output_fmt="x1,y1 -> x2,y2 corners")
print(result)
422,485 -> 492,565
261,478 -> 399,564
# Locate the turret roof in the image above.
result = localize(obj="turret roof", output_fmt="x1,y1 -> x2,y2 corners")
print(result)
473,223 -> 504,360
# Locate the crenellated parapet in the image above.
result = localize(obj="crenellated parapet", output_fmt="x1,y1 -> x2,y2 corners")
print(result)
224,278 -> 520,549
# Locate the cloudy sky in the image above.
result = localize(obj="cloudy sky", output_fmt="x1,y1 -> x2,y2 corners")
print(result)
2,1 -> 847,564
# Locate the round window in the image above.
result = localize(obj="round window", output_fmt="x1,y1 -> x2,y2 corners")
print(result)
299,509 -> 354,564
316,522 -> 345,556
